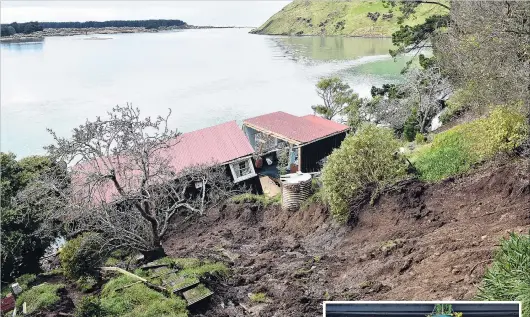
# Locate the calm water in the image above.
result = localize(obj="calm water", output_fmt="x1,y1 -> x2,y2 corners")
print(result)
1,28 -> 406,157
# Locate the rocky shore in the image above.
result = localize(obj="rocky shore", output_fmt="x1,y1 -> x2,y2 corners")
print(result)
0,25 -> 252,42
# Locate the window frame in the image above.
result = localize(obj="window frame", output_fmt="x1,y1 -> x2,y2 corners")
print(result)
229,157 -> 257,183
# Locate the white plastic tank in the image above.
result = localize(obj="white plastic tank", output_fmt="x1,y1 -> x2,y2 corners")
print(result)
280,172 -> 312,211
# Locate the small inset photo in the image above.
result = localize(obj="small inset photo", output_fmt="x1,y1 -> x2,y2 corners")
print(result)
324,301 -> 521,317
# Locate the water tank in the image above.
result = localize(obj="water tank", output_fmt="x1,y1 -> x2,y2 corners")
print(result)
280,172 -> 312,211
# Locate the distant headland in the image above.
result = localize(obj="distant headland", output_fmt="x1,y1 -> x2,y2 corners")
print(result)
0,20 -> 253,42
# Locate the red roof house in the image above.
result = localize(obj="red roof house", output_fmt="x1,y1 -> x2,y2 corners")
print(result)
71,121 -> 259,205
242,112 -> 350,173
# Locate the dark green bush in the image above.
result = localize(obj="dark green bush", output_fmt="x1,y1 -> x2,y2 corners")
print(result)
403,109 -> 419,141
0,154 -> 56,283
414,132 -> 425,144
60,232 -> 104,280
477,233 -> 530,317
321,124 -> 409,223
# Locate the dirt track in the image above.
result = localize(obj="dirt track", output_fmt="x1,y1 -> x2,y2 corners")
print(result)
164,157 -> 530,317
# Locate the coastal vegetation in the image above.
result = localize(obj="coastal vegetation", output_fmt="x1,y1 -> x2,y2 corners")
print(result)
38,19 -> 186,30
411,105 -> 528,182
0,21 -> 42,36
250,0 -> 448,36
0,19 -> 186,37
0,153 -> 58,283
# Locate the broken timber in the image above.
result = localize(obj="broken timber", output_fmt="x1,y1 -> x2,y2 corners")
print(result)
183,284 -> 214,306
100,266 -> 168,294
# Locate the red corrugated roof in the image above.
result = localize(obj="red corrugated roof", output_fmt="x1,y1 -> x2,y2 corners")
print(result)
166,120 -> 254,173
243,111 -> 349,144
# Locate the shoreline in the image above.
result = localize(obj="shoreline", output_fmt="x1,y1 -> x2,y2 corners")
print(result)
0,25 -> 254,42
248,29 -> 392,39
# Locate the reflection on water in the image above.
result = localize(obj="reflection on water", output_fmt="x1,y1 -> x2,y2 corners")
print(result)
1,29 -> 406,157
271,36 -> 395,61
1,39 -> 44,52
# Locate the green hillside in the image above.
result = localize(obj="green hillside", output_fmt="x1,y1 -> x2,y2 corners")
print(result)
251,0 -> 448,37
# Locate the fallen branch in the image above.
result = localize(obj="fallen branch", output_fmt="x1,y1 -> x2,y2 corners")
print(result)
113,280 -> 143,292
100,266 -> 168,294
100,267 -> 147,282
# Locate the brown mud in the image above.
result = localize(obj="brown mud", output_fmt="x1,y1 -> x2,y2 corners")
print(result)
164,158 -> 530,317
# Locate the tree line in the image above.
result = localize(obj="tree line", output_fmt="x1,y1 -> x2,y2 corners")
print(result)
1,22 -> 43,37
0,19 -> 187,37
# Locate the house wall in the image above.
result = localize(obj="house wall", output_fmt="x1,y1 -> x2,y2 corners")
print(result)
300,132 -> 347,172
243,126 -> 258,150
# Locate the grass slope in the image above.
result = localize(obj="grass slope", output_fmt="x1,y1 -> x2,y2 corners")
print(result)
252,0 -> 447,37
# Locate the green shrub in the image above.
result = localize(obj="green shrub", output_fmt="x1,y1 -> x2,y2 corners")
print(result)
414,132 -> 425,144
1,286 -> 10,298
413,106 -> 529,181
321,124 -> 409,223
277,148 -> 290,175
0,154 -> 56,284
60,232 -> 104,280
16,283 -> 64,314
76,275 -> 98,293
477,233 -> 530,317
100,275 -> 187,317
75,295 -> 104,317
15,273 -> 37,290
104,257 -> 120,267
40,268 -> 64,277
403,109 -> 420,141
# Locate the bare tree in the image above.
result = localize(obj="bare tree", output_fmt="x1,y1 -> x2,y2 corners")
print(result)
365,67 -> 452,133
18,104 -> 242,260
435,1 -> 530,113
363,96 -> 411,131
401,66 -> 452,133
